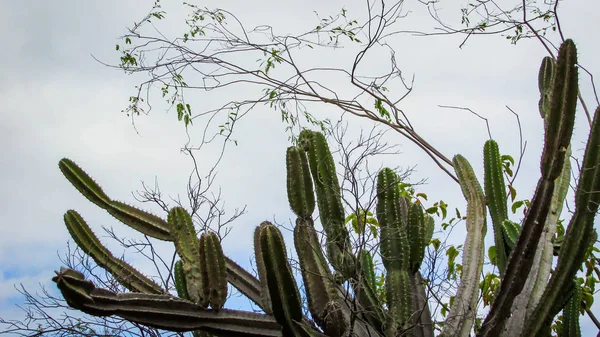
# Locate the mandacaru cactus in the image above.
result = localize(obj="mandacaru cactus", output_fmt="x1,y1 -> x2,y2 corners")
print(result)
52,39 -> 599,337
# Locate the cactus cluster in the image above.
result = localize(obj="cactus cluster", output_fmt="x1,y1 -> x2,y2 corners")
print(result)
52,39 -> 599,337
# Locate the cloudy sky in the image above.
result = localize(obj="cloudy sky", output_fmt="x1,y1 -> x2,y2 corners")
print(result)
1,0 -> 598,335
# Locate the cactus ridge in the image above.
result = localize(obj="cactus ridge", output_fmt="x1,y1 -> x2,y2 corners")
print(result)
541,39 -> 578,179
303,130 -> 355,279
442,155 -> 486,337
538,56 -> 556,119
286,146 -> 316,219
202,232 -> 228,310
483,139 -> 509,275
168,207 -> 207,306
256,222 -> 303,335
407,202 -> 426,273
64,210 -> 164,294
385,269 -> 412,335
254,221 -> 273,315
500,220 -> 521,252
561,280 -> 582,337
354,249 -> 385,328
108,200 -> 172,241
174,260 -> 191,300
376,168 -> 409,272
59,158 -> 172,241
526,106 -> 600,335
59,158 -> 112,209
424,214 -> 435,246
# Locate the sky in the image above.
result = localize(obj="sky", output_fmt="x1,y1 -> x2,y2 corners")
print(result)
0,0 -> 599,335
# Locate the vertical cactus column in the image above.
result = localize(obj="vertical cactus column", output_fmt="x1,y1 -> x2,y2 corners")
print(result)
254,222 -> 303,336
483,139 -> 509,276
441,155 -> 486,337
479,39 -> 580,337
299,130 -> 356,280
376,168 -> 412,336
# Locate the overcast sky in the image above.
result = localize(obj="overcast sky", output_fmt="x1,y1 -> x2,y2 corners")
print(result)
1,0 -> 598,335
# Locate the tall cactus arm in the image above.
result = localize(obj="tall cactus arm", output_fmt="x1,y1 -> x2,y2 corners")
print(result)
440,155 -> 486,337
287,146 -> 316,219
59,158 -> 172,241
294,218 -> 348,337
503,150 -> 570,334
483,140 -> 509,275
63,210 -> 164,294
52,267 -> 283,337
201,232 -> 228,311
524,106 -> 600,336
106,200 -> 172,241
168,207 -> 208,306
256,223 -> 303,336
302,130 -> 355,279
59,158 -> 112,209
254,222 -> 274,314
407,202 -> 427,273
538,56 -> 556,120
478,39 -> 579,337
561,280 -> 582,337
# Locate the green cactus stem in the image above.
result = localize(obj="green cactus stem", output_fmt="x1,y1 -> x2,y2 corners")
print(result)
301,130 -> 355,280
525,106 -> 600,336
385,269 -> 412,336
376,168 -> 410,273
59,158 -> 111,209
174,260 -> 190,300
200,232 -> 228,311
51,267 -> 283,337
441,155 -> 486,337
256,222 -> 303,336
287,146 -> 316,219
478,39 -> 579,337
168,207 -> 207,307
353,249 -> 385,330
561,280 -> 582,337
59,158 -> 172,241
407,202 -> 426,273
106,200 -> 172,241
254,222 -> 273,315
500,220 -> 521,252
63,210 -> 163,294
483,139 -> 509,275
294,218 -> 348,337
538,56 -> 556,120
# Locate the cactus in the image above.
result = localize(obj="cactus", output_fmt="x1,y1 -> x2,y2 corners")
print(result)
200,232 -> 228,310
168,206 -> 208,306
300,130 -> 355,280
483,139 -> 509,275
63,210 -> 164,294
441,155 -> 487,337
255,222 -> 303,336
561,280 -> 582,337
51,38 -> 600,337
